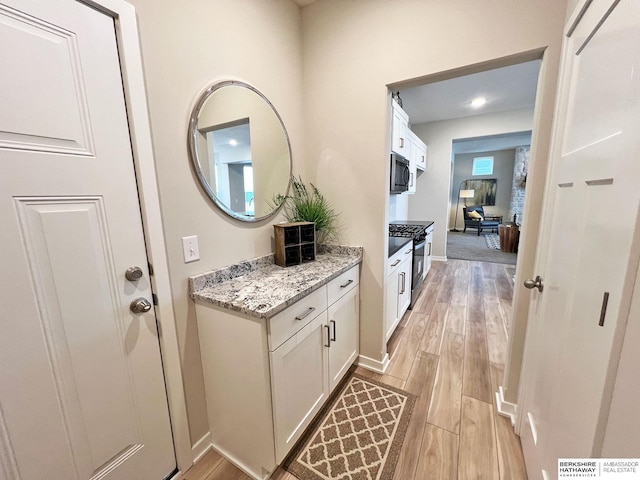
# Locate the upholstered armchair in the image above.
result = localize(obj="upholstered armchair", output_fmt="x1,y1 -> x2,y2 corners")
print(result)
463,206 -> 502,236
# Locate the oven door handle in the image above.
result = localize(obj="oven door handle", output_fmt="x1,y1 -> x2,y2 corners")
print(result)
413,239 -> 427,250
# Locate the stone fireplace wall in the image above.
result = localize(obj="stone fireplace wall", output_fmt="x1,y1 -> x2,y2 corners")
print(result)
509,145 -> 530,224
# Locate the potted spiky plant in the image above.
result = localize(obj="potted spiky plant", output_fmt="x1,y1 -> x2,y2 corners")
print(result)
272,176 -> 339,246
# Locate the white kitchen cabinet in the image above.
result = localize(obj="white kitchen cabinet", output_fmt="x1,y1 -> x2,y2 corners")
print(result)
327,271 -> 360,391
414,135 -> 427,171
405,131 -> 417,194
385,243 -> 413,341
391,100 -> 409,156
270,310 -> 329,463
397,253 -> 412,318
194,263 -> 360,478
271,265 -> 359,462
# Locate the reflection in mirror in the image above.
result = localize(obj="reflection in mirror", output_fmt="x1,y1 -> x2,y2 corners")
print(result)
189,81 -> 292,222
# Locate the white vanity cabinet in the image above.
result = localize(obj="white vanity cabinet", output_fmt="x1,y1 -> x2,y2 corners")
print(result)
391,100 -> 409,156
194,262 -> 360,479
385,243 -> 413,341
326,267 -> 360,391
270,304 -> 329,464
271,265 -> 359,462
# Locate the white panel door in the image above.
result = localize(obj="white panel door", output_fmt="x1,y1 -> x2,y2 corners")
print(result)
519,1 -> 640,478
0,1 -> 175,479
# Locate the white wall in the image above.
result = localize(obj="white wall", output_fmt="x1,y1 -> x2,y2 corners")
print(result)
127,0 -> 303,447
124,0 -> 569,450
449,149 -> 516,231
301,0 -> 566,370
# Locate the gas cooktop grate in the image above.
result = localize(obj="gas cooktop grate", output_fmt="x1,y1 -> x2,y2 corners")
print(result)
389,224 -> 427,240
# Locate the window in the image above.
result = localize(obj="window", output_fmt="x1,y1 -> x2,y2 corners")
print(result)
472,156 -> 494,176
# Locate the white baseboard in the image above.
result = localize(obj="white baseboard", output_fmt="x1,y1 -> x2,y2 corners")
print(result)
210,443 -> 271,480
191,431 -> 212,464
357,353 -> 390,374
431,255 -> 447,262
495,386 -> 518,426
192,433 -> 272,480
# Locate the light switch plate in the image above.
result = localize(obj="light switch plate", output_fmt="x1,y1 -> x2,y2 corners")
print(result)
181,235 -> 200,263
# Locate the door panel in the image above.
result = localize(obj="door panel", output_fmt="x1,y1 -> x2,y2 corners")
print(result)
270,312 -> 330,463
0,1 -> 175,479
520,1 -> 640,478
328,287 -> 359,391
0,4 -> 93,155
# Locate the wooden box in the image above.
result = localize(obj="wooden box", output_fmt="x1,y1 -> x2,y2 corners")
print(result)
274,222 -> 316,267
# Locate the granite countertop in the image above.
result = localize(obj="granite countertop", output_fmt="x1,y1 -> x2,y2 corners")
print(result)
189,245 -> 363,320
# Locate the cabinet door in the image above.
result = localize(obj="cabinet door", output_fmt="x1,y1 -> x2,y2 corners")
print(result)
391,104 -> 408,155
385,269 -> 400,341
270,311 -> 329,463
408,152 -> 417,194
327,286 -> 359,391
397,255 -> 412,319
416,141 -> 427,171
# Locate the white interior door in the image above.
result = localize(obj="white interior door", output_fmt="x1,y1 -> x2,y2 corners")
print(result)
519,1 -> 640,478
0,1 -> 176,479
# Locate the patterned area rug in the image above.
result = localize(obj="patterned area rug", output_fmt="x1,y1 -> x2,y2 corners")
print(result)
283,374 -> 416,480
484,233 -> 501,250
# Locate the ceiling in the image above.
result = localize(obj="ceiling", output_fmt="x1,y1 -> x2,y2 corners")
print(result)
398,60 -> 541,125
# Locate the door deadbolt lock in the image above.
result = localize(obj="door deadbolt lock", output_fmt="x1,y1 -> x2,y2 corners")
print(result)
130,297 -> 152,314
125,266 -> 144,282
524,275 -> 544,292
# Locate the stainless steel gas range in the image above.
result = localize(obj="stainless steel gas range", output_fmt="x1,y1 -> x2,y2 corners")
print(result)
389,220 -> 434,308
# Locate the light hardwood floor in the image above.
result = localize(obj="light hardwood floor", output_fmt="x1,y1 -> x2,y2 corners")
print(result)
178,259 -> 527,480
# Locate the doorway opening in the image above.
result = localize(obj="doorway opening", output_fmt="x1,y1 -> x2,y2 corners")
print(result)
395,59 -> 541,266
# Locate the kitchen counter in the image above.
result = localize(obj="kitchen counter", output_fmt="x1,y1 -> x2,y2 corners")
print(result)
388,236 -> 412,258
189,245 -> 363,319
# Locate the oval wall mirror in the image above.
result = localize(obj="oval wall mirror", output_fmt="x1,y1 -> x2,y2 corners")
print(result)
188,80 -> 292,222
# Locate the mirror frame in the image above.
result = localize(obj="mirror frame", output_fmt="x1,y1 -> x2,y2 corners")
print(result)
188,80 -> 292,222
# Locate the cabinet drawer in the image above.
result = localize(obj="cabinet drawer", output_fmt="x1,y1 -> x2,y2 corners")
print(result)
327,265 -> 360,305
389,245 -> 412,272
269,286 -> 327,350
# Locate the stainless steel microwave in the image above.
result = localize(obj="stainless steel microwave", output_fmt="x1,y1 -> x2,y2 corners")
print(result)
390,153 -> 410,194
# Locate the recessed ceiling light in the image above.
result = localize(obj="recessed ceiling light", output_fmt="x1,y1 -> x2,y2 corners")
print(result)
229,139 -> 238,146
471,97 -> 487,108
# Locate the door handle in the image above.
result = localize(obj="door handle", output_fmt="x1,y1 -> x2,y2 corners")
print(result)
330,320 -> 336,341
130,297 -> 152,313
524,275 -> 544,293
